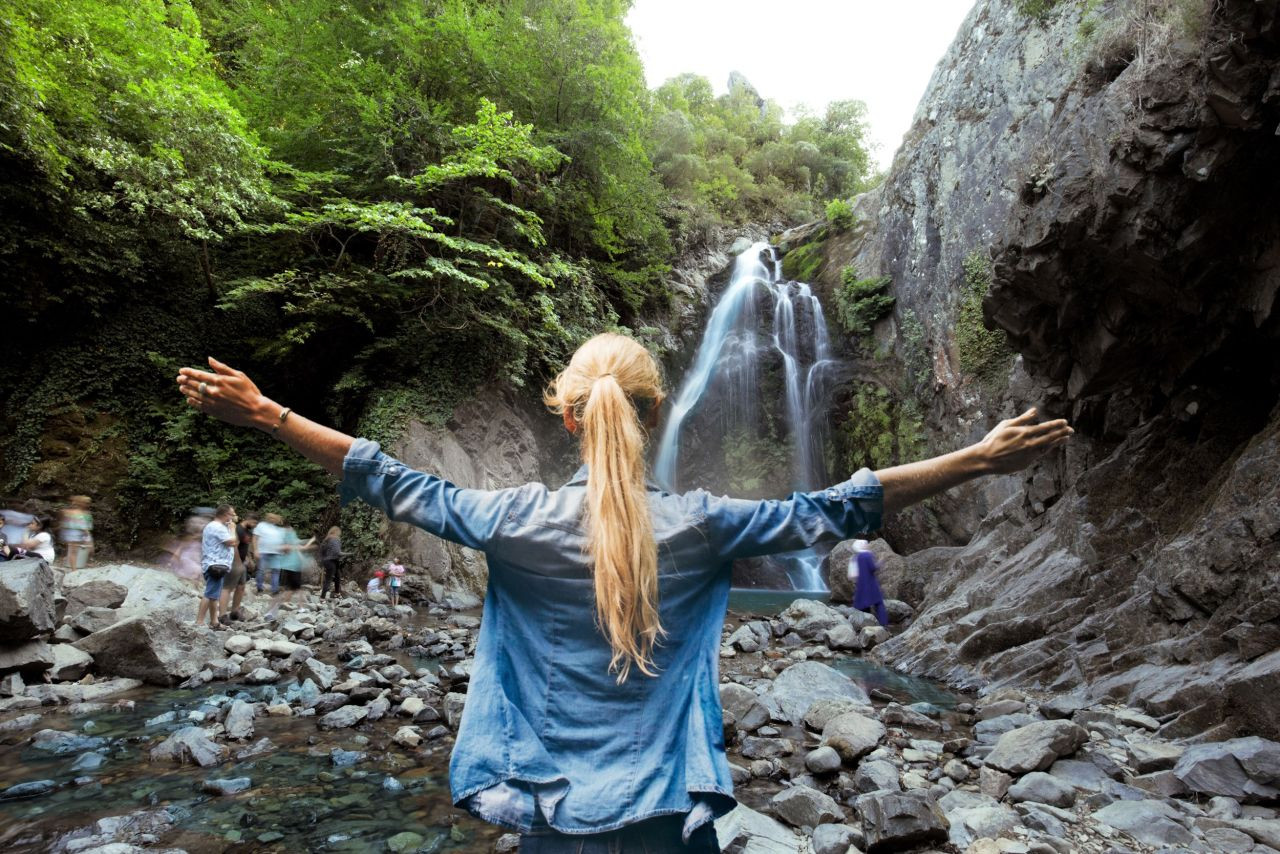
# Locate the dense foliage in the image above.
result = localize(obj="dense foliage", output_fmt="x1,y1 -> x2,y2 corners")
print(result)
833,267 -> 894,338
0,0 -> 873,546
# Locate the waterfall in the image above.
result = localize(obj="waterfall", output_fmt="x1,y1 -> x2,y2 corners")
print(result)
654,241 -> 837,590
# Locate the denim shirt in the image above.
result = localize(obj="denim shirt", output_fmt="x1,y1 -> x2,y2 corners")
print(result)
339,438 -> 884,835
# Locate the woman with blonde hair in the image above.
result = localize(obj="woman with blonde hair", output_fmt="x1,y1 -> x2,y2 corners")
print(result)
177,333 -> 1070,850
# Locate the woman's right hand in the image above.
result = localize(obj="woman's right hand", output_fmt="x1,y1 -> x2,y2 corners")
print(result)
177,357 -> 275,430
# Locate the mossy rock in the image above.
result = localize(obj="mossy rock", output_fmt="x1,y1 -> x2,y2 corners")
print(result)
781,240 -> 826,282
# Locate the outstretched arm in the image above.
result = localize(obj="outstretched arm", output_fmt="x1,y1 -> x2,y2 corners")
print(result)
176,357 -> 353,476
875,408 -> 1072,515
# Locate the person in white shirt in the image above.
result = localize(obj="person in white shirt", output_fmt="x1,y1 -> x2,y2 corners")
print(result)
198,504 -> 237,628
19,517 -> 55,564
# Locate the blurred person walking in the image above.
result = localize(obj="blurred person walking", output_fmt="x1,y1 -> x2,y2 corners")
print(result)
253,512 -> 284,594
319,526 -> 344,600
59,496 -> 93,569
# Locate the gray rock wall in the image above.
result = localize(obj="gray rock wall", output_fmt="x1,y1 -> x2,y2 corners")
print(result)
837,0 -> 1280,740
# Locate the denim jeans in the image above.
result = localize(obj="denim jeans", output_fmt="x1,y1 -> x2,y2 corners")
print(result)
519,813 -> 718,854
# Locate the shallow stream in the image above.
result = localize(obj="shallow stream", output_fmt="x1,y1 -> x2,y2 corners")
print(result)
0,593 -> 958,852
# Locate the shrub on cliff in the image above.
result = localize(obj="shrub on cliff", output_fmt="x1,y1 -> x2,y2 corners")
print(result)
834,267 -> 894,337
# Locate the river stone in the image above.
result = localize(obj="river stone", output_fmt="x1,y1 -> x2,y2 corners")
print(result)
727,621 -> 770,653
770,783 -> 844,827
71,606 -> 125,635
1233,818 -> 1280,849
65,580 -> 128,614
444,692 -> 466,727
243,668 -> 278,685
810,823 -> 859,854
48,644 -> 93,681
762,661 -> 870,724
805,746 -> 842,774
394,726 -> 422,748
0,712 -> 40,733
73,614 -> 223,686
974,712 -> 1043,743
150,726 -> 227,767
1007,771 -> 1076,808
0,673 -> 23,697
938,789 -> 1022,849
804,697 -> 871,731
0,640 -> 57,673
201,777 -> 252,796
23,676 -> 142,705
224,700 -> 255,740
0,559 -> 55,642
984,720 -> 1087,775
303,657 -> 338,690
386,831 -> 425,852
1128,740 -> 1185,773
318,704 -> 368,730
223,635 -> 254,655
310,693 -> 349,715
1047,758 -> 1111,792
1092,800 -> 1196,848
853,758 -> 901,793
70,751 -> 105,772
741,736 -> 794,760
0,779 -> 57,800
30,729 -> 106,755
976,698 -> 1027,721
64,565 -> 198,615
1173,737 -> 1280,801
780,598 -> 845,639
821,711 -> 886,763
714,802 -> 809,853
858,789 -> 948,852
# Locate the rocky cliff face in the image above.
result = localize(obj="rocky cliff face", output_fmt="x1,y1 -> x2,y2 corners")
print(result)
817,0 -> 1280,740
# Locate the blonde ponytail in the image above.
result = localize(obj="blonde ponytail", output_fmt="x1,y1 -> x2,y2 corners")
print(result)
544,333 -> 666,682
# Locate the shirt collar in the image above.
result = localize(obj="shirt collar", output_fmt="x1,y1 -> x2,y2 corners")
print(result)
564,463 -> 664,493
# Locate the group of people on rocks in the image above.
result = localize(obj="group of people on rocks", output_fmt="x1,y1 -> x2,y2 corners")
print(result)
0,496 -> 93,568
194,503 -> 410,628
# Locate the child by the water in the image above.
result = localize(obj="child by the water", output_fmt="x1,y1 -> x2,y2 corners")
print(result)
386,559 -> 405,606
366,570 -> 385,597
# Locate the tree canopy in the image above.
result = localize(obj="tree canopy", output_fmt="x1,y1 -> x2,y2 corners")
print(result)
0,0 -> 874,547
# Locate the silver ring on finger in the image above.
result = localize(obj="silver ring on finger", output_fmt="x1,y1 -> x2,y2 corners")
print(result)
199,382 -> 208,396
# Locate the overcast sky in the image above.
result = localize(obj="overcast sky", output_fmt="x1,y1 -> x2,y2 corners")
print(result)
625,0 -> 976,170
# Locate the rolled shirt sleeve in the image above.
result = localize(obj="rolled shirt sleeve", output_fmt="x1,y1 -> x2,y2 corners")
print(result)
338,438 -> 516,551
701,467 -> 884,560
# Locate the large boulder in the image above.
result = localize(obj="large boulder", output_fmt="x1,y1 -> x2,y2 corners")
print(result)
779,598 -> 845,639
64,580 -> 128,614
0,640 -> 56,673
0,559 -> 55,642
984,720 -> 1088,775
769,784 -> 844,828
760,661 -> 870,724
47,644 -> 93,681
937,789 -> 1022,850
714,803 -> 810,853
62,565 -> 198,616
857,790 -> 948,853
1092,800 -> 1197,848
1173,737 -> 1280,802
72,613 -> 222,686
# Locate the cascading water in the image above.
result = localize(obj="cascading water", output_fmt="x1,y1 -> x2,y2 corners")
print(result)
655,241 -> 837,590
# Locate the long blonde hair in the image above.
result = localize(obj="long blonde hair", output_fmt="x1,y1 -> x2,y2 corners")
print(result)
544,333 -> 666,682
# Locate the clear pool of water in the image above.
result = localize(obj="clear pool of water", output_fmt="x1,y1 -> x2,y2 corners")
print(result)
0,681 -> 503,853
